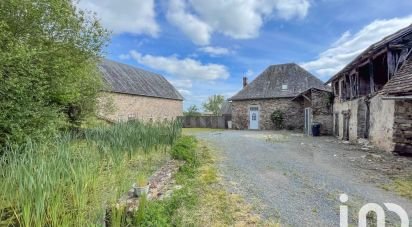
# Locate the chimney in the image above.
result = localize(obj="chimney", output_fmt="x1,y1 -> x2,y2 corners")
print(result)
243,76 -> 248,88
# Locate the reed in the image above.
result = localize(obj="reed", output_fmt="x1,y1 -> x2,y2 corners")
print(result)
0,120 -> 181,226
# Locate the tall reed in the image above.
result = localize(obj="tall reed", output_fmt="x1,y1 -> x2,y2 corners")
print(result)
0,120 -> 181,226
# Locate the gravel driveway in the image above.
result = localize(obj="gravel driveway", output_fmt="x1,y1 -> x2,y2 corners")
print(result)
192,130 -> 412,227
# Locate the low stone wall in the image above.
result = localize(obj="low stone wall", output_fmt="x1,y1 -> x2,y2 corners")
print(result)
393,100 -> 412,155
181,116 -> 226,129
231,98 -> 304,130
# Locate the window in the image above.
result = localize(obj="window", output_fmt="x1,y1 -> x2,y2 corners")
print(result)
250,107 -> 258,111
282,84 -> 288,90
128,113 -> 136,120
252,113 -> 257,120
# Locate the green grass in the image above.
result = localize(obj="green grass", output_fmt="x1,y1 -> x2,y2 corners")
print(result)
384,177 -> 412,200
0,120 -> 181,226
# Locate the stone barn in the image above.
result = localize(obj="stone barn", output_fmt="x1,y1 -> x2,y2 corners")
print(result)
230,63 -> 329,130
97,59 -> 183,122
292,88 -> 333,136
327,24 -> 412,155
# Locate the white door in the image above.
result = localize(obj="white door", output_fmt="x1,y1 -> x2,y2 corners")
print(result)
249,107 -> 259,130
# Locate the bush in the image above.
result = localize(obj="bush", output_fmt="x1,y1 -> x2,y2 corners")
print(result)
170,136 -> 198,165
0,0 -> 109,147
271,110 -> 284,129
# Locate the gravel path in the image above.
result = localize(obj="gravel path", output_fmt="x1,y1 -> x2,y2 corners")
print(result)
192,130 -> 412,227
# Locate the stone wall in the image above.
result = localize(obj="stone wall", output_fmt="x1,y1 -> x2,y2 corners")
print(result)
393,100 -> 412,155
333,98 -> 361,141
98,92 -> 183,122
311,90 -> 333,135
232,98 -> 304,130
369,95 -> 395,152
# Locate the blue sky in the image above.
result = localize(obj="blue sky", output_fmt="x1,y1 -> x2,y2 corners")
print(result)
78,0 -> 412,110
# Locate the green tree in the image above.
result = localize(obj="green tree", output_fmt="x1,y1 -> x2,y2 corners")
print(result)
0,0 -> 109,146
202,95 -> 225,116
184,105 -> 201,116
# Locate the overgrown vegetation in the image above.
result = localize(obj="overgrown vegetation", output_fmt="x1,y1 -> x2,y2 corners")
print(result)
0,0 -> 109,146
122,136 -> 278,226
271,110 -> 284,129
0,121 -> 181,226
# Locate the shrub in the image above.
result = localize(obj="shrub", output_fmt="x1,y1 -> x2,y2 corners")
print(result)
271,110 -> 284,129
170,136 -> 198,165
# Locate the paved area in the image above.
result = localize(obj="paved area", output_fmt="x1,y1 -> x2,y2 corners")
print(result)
192,130 -> 412,227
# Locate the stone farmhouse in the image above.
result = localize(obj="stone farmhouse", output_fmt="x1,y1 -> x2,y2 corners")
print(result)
230,63 -> 330,130
327,25 -> 412,155
97,59 -> 183,122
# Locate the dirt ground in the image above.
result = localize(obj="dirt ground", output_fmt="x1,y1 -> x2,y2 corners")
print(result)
186,129 -> 412,227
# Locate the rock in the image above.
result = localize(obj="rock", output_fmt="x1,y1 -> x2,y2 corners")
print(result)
364,154 -> 382,160
358,138 -> 369,146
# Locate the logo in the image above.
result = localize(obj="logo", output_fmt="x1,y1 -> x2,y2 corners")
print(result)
339,194 -> 409,227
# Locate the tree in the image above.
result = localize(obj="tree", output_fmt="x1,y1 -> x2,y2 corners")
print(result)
0,0 -> 109,146
202,95 -> 225,116
184,105 -> 201,117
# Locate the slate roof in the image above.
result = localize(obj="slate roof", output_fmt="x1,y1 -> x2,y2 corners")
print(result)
382,56 -> 412,95
230,63 -> 329,100
291,87 -> 332,101
326,24 -> 412,84
99,59 -> 183,100
219,101 -> 232,115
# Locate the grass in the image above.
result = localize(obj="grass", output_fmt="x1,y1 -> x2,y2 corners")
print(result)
0,120 -> 181,226
182,128 -> 224,135
130,136 -> 280,226
384,177 -> 412,200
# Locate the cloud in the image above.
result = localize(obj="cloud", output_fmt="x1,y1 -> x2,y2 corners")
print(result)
169,79 -> 193,89
166,0 -> 212,45
129,50 -> 230,80
167,0 -> 310,45
302,15 -> 412,80
198,46 -> 232,56
178,89 -> 192,97
77,0 -> 159,36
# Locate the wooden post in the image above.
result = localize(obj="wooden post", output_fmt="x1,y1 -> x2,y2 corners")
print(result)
368,59 -> 375,94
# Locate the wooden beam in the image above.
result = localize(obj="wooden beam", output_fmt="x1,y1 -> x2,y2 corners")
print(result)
302,94 -> 311,102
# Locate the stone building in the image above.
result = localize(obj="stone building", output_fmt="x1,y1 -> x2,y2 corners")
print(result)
326,24 -> 412,155
97,59 -> 183,122
230,63 -> 329,130
292,88 -> 333,135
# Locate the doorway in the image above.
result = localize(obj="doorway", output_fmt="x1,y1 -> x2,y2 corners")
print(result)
249,106 -> 259,130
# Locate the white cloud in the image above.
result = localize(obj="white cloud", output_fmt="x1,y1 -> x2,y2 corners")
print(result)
302,15 -> 412,80
198,46 -> 232,56
78,0 -> 159,36
166,0 -> 212,45
167,0 -> 310,45
178,89 -> 192,97
169,79 -> 193,89
129,50 -> 230,80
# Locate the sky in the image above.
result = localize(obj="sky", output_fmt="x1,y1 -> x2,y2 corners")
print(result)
78,0 -> 412,110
